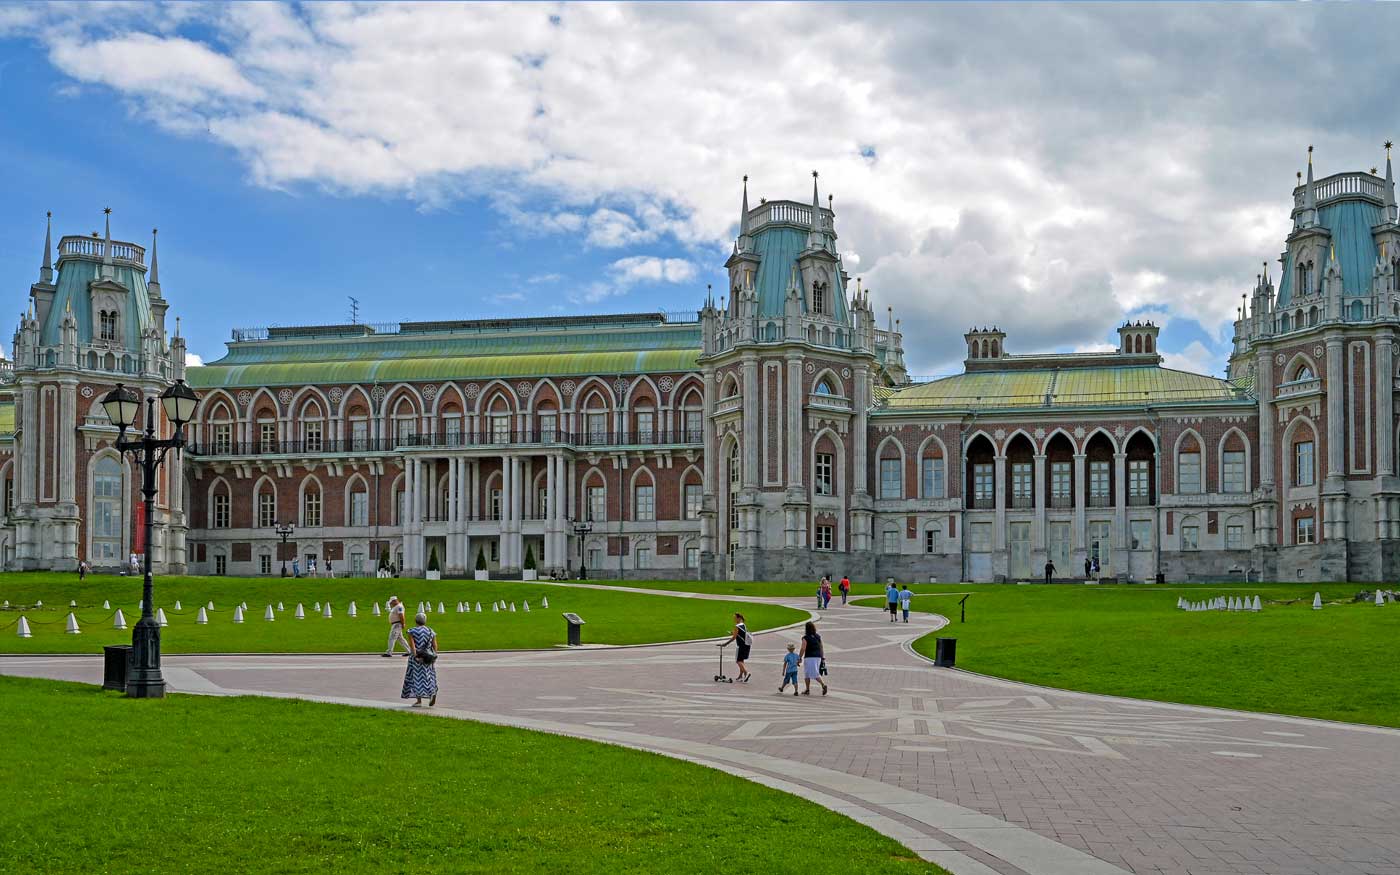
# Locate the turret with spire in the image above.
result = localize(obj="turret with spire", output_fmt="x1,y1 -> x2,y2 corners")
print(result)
39,212 -> 53,286
1385,140 -> 1397,225
1300,146 -> 1318,229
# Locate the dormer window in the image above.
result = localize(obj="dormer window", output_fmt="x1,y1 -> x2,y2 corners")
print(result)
99,310 -> 117,342
812,281 -> 827,316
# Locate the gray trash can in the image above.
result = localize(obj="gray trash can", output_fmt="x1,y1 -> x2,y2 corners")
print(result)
934,637 -> 957,668
103,644 -> 132,692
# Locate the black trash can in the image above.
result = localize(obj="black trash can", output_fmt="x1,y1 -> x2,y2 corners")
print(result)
103,644 -> 132,692
934,637 -> 957,668
563,613 -> 585,647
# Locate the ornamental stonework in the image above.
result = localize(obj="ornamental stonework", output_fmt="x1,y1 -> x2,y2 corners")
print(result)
561,380 -> 576,397
238,390 -> 252,408
612,378 -> 629,397
371,385 -> 386,402
80,386 -> 93,399
422,384 -> 438,401
278,388 -> 293,405
329,387 -> 343,404
464,383 -> 480,399
658,376 -> 673,393
516,381 -> 532,398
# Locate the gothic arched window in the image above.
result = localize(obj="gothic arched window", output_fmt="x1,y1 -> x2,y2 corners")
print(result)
99,310 -> 117,342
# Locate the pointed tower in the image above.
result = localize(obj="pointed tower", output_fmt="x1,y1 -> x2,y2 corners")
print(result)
1385,140 -> 1397,225
1300,146 -> 1318,229
39,212 -> 53,285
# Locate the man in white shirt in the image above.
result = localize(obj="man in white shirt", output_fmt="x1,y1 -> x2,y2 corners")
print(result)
383,596 -> 409,657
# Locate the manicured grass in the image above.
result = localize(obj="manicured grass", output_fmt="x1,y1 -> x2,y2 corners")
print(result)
0,573 -> 805,654
852,582 -> 1400,727
579,580 -> 957,599
0,676 -> 943,875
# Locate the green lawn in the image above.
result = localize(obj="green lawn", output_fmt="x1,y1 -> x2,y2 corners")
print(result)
850,582 -> 1400,727
579,580 -> 957,599
0,676 -> 942,875
0,573 -> 805,654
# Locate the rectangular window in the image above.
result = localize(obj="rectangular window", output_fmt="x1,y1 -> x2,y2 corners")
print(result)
1011,462 -> 1033,506
1089,520 -> 1111,567
1050,461 -> 1071,504
490,488 -> 502,521
921,457 -> 945,499
635,411 -> 655,444
443,418 -> 461,446
259,554 -> 272,575
635,485 -> 655,521
969,522 -> 992,552
973,464 -> 994,503
213,424 -> 232,455
815,453 -> 834,496
214,554 -> 226,576
539,413 -> 558,443
303,491 -> 321,527
684,410 -> 703,443
304,421 -> 323,453
350,420 -> 368,451
490,541 -> 499,562
1222,451 -> 1246,493
350,491 -> 368,527
1130,519 -> 1151,550
685,546 -> 699,569
100,311 -> 117,341
1128,460 -> 1150,501
491,415 -> 510,445
396,417 -> 414,446
879,459 -> 902,499
1296,516 -> 1316,544
587,413 -> 608,446
3,479 -> 12,517
212,493 -> 230,529
1295,441 -> 1315,487
588,486 -> 606,523
635,547 -> 652,570
257,491 -> 276,528
684,484 -> 702,520
814,524 -> 834,551
1226,524 -> 1245,550
260,422 -> 277,453
1177,452 -> 1201,494
1089,461 -> 1110,501
882,529 -> 899,553
1181,525 -> 1199,550
924,527 -> 940,554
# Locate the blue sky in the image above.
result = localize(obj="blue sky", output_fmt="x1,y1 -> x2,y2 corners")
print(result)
1,3 -> 1394,375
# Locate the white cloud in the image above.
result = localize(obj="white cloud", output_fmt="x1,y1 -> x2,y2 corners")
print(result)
609,256 -> 696,286
16,3 -> 1400,372
185,351 -> 205,368
1162,341 -> 1223,378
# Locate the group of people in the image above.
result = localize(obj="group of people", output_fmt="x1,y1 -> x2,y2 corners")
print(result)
722,612 -> 828,696
816,575 -> 851,608
383,595 -> 439,707
885,583 -> 913,622
288,557 -> 335,578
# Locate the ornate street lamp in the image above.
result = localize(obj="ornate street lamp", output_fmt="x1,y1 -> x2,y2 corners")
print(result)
274,522 -> 295,577
570,518 -> 592,580
101,379 -> 199,699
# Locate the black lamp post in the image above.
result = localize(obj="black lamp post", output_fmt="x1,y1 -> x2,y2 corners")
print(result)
274,522 -> 295,576
571,519 -> 592,579
101,379 -> 199,699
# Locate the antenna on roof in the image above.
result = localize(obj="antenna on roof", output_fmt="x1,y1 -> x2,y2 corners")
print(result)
349,296 -> 360,325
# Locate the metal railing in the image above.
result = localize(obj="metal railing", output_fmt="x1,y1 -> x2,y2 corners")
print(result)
188,429 -> 704,458
1088,494 -> 1113,508
1049,495 -> 1074,509
1128,494 -> 1154,507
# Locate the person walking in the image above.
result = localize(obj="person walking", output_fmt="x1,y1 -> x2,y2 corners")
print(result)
401,612 -> 438,707
383,596 -> 410,657
885,582 -> 900,623
291,558 -> 301,578
720,612 -> 753,682
779,643 -> 800,696
1044,559 -> 1056,584
78,559 -> 87,582
1083,556 -> 1092,579
899,584 -> 912,623
797,621 -> 828,696
820,577 -> 833,610
839,575 -> 850,605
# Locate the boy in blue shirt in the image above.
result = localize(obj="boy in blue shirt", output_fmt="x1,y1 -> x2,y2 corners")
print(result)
780,643 -> 800,695
900,585 -> 913,622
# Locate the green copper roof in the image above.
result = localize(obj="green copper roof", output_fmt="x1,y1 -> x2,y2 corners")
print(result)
882,364 -> 1247,411
1277,199 -> 1384,306
751,226 -> 848,323
0,400 -> 13,435
41,258 -> 155,349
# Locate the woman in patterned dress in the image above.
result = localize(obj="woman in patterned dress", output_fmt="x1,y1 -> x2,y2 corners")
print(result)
401,612 -> 438,707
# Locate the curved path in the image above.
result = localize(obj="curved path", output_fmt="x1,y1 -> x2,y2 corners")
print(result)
3,588 -> 1398,875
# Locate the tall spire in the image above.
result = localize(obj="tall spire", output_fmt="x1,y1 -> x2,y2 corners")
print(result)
807,170 -> 824,249
1300,146 -> 1317,227
739,175 -> 750,236
39,211 -> 53,284
1385,140 -> 1397,224
147,228 -> 161,295
101,207 -> 114,277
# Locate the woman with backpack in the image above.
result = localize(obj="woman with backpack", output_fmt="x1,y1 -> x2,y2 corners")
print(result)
721,612 -> 753,682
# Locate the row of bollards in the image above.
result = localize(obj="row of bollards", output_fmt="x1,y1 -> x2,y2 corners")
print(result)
1179,595 -> 1261,612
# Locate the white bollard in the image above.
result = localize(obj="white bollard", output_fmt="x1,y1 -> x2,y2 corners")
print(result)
349,601 -> 358,618
542,596 -> 548,608
65,612 -> 80,634
295,603 -> 305,619
70,600 -> 76,607
156,608 -> 169,627
475,602 -> 482,612
175,600 -> 182,611
510,602 -> 516,613
16,616 -> 31,638
373,602 -> 382,617
103,600 -> 110,610
35,600 -> 42,608
1312,592 -> 1322,610
418,602 -> 425,614
524,601 -> 530,612
196,607 -> 208,624
314,602 -> 321,612
437,602 -> 445,614
1377,589 -> 1386,607
323,602 -> 333,618
1251,595 -> 1261,612
241,602 -> 248,611
113,609 -> 127,630
233,605 -> 244,623
2,600 -> 7,608
278,602 -> 285,611
208,601 -> 214,610
265,605 -> 276,622
493,602 -> 499,612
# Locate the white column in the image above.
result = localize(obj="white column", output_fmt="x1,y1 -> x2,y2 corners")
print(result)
1379,336 -> 1395,477
1113,452 -> 1127,550
993,454 -> 1006,550
1326,335 -> 1345,479
1072,453 -> 1086,551
500,454 -> 512,568
1032,453 -> 1046,550
545,453 -> 557,566
511,456 -> 525,569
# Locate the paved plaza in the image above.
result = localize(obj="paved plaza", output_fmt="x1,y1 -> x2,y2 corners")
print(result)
3,588 -> 1398,875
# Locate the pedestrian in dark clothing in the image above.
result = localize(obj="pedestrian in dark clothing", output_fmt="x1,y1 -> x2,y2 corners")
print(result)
1044,560 -> 1056,584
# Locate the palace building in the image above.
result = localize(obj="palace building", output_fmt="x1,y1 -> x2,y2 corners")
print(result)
3,149 -> 1400,582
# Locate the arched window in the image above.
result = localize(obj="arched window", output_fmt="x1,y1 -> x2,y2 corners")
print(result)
814,378 -> 835,396
727,442 -> 741,532
1308,306 -> 1319,326
1280,312 -> 1291,332
256,485 -> 277,528
1144,334 -> 1154,353
211,488 -> 230,529
99,310 -> 117,341
348,480 -> 369,527
1293,363 -> 1315,381
91,457 -> 123,560
302,481 -> 322,527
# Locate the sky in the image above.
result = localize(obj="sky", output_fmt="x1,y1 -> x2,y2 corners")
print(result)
0,2 -> 1395,378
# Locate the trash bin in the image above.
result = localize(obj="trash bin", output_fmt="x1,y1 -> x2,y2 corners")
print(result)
933,637 -> 956,668
563,613 -> 585,647
103,644 -> 131,692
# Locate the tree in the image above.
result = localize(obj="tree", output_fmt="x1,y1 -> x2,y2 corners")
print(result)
523,544 -> 536,571
427,546 -> 440,573
476,547 -> 487,571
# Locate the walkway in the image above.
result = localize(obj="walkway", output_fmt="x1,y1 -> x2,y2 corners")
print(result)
3,592 -> 1397,875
